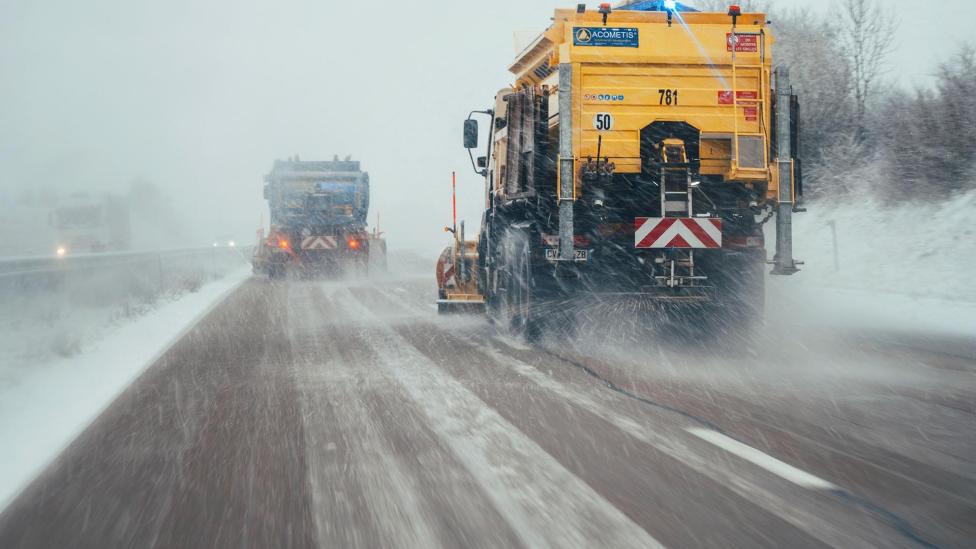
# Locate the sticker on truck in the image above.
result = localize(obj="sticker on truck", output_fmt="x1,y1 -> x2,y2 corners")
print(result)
718,90 -> 758,105
727,33 -> 759,52
574,27 -> 639,48
593,113 -> 614,131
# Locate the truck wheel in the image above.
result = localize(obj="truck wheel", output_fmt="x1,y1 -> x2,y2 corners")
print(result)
705,251 -> 765,345
501,228 -> 544,342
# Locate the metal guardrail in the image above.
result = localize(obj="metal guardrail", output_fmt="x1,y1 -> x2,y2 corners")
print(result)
0,246 -> 253,373
0,247 -> 252,308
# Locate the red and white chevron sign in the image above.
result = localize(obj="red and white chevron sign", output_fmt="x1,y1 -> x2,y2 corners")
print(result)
634,218 -> 723,249
436,248 -> 457,289
442,264 -> 456,287
301,236 -> 338,250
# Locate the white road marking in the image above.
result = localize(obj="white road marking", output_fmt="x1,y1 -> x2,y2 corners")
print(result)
341,286 -> 898,546
336,289 -> 666,549
686,428 -> 838,490
472,343 -> 892,548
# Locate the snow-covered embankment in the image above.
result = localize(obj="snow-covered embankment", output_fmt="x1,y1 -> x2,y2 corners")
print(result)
768,191 -> 976,339
0,249 -> 251,510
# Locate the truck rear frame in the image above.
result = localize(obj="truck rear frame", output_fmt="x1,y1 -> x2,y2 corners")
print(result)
444,4 -> 802,338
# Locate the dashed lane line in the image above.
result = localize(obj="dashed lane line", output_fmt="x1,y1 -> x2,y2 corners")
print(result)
686,428 -> 838,490
475,339 -> 925,549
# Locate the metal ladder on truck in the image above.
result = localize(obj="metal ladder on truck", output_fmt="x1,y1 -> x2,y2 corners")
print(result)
728,26 -> 770,182
656,139 -> 704,289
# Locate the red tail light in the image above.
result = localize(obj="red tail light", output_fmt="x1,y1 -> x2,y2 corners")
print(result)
725,235 -> 763,248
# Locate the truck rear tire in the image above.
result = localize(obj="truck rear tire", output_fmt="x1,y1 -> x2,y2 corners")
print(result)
703,251 -> 765,345
499,228 -> 544,342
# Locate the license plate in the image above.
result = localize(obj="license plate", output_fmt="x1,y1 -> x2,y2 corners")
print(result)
545,249 -> 588,261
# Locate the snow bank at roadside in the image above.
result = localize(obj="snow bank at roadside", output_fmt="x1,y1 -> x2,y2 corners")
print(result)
791,190 -> 976,301
0,267 -> 251,511
768,191 -> 976,338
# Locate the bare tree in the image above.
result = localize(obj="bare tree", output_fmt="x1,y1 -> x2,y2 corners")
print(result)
934,46 -> 976,187
773,9 -> 857,176
839,0 -> 896,139
878,45 -> 976,200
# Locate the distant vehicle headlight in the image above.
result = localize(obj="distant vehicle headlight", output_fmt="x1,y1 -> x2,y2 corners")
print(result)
56,246 -> 67,257
228,240 -> 236,247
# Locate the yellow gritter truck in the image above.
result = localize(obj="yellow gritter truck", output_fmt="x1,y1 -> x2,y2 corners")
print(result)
438,1 -> 802,339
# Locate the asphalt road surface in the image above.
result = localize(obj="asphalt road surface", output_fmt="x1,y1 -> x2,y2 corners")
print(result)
1,259 -> 973,548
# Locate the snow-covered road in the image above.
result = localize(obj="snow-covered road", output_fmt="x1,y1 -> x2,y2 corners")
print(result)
0,262 -> 973,548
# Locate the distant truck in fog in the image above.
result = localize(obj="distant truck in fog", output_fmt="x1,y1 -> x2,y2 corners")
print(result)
253,156 -> 386,277
50,193 -> 131,255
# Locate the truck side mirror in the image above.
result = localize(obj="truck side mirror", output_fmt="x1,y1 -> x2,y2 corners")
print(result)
476,156 -> 487,169
463,119 -> 479,149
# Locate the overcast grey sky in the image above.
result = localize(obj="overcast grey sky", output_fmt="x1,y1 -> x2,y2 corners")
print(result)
1,0 -> 971,253
777,0 -> 973,85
